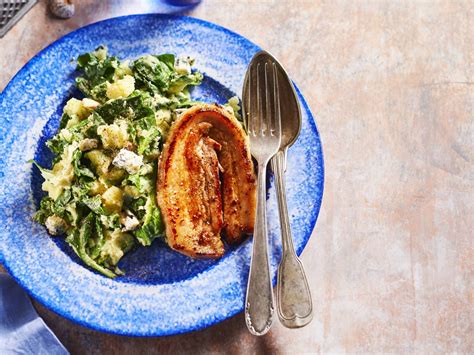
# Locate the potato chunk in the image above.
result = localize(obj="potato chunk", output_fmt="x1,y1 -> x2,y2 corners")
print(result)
106,75 -> 135,99
97,121 -> 129,149
101,186 -> 123,214
85,149 -> 112,176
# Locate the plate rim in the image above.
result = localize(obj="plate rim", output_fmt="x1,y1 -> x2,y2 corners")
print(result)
0,13 -> 325,336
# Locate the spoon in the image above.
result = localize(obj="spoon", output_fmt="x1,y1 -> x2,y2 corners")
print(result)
266,56 -> 313,328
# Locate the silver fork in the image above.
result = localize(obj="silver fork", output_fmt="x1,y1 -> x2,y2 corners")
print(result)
243,51 -> 282,336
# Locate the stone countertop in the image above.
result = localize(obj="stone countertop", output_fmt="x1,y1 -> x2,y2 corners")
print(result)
0,0 -> 472,353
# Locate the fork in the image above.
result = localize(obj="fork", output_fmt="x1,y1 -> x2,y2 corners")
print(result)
243,51 -> 282,336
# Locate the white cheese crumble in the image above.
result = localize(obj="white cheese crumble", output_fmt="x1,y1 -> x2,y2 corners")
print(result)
174,56 -> 192,75
120,210 -> 140,232
112,148 -> 143,174
79,138 -> 99,152
45,215 -> 68,236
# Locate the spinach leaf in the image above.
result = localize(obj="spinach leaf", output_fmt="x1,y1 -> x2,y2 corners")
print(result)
33,197 -> 55,224
46,135 -> 68,163
168,71 -> 203,94
132,54 -> 175,93
59,113 -> 72,129
134,197 -> 163,246
90,215 -> 106,259
95,94 -> 154,123
138,127 -> 161,158
75,46 -> 119,101
82,195 -> 104,214
72,149 -> 95,180
66,213 -> 116,278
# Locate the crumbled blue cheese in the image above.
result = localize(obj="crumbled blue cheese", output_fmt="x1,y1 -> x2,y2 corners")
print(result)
79,138 -> 99,151
112,149 -> 143,174
120,210 -> 140,232
174,56 -> 193,75
45,215 -> 68,235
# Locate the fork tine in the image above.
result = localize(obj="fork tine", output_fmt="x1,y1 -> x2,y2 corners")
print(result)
272,62 -> 281,137
247,63 -> 254,136
264,62 -> 271,136
256,62 -> 263,136
245,53 -> 282,140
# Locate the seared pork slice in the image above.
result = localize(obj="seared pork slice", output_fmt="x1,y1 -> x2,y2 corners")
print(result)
157,104 -> 256,258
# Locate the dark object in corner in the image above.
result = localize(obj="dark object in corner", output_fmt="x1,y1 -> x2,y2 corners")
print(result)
0,0 -> 38,38
49,0 -> 74,19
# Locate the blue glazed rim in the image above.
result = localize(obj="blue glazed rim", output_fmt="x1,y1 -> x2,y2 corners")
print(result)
0,14 -> 324,336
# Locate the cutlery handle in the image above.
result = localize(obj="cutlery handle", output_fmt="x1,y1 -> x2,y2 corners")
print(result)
245,161 -> 275,336
272,150 -> 313,328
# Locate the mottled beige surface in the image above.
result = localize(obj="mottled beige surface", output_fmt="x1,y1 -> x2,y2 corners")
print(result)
1,0 -> 473,353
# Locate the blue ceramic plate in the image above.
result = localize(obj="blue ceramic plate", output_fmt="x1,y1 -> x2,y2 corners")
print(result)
0,15 -> 324,336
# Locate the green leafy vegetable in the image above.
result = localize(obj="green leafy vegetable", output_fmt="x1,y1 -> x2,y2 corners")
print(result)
72,150 -> 95,180
133,54 -> 175,92
75,46 -> 119,101
135,196 -> 164,246
82,195 -> 103,214
32,45 -> 215,278
66,213 -> 116,278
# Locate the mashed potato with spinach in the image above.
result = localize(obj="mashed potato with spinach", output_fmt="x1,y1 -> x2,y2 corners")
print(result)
33,46 -> 222,277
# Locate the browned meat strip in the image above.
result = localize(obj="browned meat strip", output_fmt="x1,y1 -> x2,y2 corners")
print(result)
157,104 -> 256,258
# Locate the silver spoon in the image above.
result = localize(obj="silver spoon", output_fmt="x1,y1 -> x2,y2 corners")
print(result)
248,55 -> 313,328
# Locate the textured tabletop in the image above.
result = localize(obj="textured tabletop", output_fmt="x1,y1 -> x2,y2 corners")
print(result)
0,0 -> 472,353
